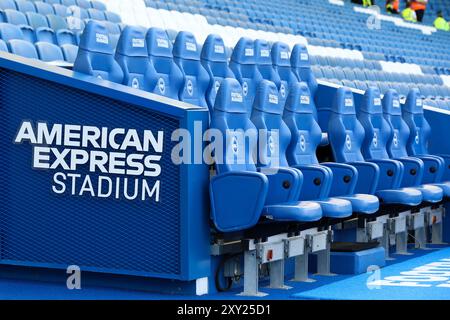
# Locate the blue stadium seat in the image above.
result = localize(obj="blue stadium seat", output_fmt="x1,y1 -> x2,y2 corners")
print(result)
65,16 -> 84,31
26,12 -> 48,29
2,9 -> 28,25
53,4 -> 68,16
75,0 -> 90,9
55,28 -> 75,45
15,0 -> 37,13
34,1 -> 54,15
0,22 -> 24,40
87,7 -> 104,20
359,87 -> 443,203
114,25 -> 153,90
200,33 -> 235,113
35,41 -> 64,61
103,20 -> 119,35
0,37 -> 7,50
173,31 -> 209,108
60,42 -> 76,62
0,0 -> 16,10
252,80 -> 353,218
91,0 -> 106,11
254,39 -> 281,87
229,37 -> 263,114
145,27 -> 183,99
7,38 -> 37,58
271,41 -> 298,108
61,0 -> 75,6
35,27 -> 55,43
45,0 -> 62,4
104,11 -> 121,23
73,20 -> 123,83
209,78 -> 322,232
46,13 -> 67,30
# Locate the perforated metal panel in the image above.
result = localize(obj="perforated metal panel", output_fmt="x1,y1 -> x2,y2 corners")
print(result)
0,68 -> 182,277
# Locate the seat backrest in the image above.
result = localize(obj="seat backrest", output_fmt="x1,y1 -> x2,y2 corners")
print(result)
403,88 -> 431,156
73,20 -> 124,83
328,87 -> 366,163
229,37 -> 263,114
47,14 -> 68,30
53,4 -> 69,17
3,9 -> 28,25
7,39 -> 38,58
34,1 -> 54,15
56,28 -> 75,45
254,39 -> 281,88
16,0 -> 37,13
61,0 -> 76,6
35,27 -> 55,43
146,27 -> 183,99
115,25 -> 152,90
272,41 -> 297,108
283,81 -> 322,166
87,8 -> 105,20
76,0 -> 91,9
173,31 -> 209,108
382,89 -> 410,158
91,0 -> 106,11
250,79 -> 290,168
104,11 -> 121,23
60,43 -> 77,62
211,77 -> 258,174
0,0 -> 16,10
357,87 -> 391,160
0,38 -> 7,51
35,41 -> 64,61
26,12 -> 48,29
0,22 -> 24,41
200,33 -> 235,113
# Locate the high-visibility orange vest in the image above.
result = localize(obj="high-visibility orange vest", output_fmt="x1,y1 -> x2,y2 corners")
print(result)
410,1 -> 427,11
393,0 -> 399,10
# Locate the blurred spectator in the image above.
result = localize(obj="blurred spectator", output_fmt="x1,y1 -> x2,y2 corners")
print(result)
410,0 -> 428,22
362,0 -> 373,6
386,0 -> 399,14
434,10 -> 449,31
402,2 -> 417,22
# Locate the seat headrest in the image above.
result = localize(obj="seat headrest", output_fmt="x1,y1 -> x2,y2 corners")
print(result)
201,34 -> 227,62
382,89 -> 402,116
253,80 -> 282,115
291,43 -> 310,68
254,39 -> 272,65
230,37 -> 255,65
213,78 -> 246,113
404,88 -> 424,114
284,81 -> 313,113
173,31 -> 200,60
78,21 -> 114,54
116,25 -> 147,57
360,87 -> 383,114
271,41 -> 291,67
146,27 -> 173,58
331,87 -> 356,115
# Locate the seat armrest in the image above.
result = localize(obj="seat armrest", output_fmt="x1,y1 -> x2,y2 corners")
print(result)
258,167 -> 303,204
393,157 -> 424,187
347,161 -> 380,195
210,171 -> 268,232
367,159 -> 403,190
291,164 -> 332,200
414,155 -> 444,183
322,162 -> 358,197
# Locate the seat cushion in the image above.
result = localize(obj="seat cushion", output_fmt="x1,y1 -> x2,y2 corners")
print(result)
376,187 -> 422,206
263,201 -> 322,222
339,194 -> 379,215
433,181 -> 450,197
316,198 -> 352,219
416,184 -> 443,203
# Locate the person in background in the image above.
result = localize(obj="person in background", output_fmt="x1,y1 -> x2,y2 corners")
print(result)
386,0 -> 399,14
434,10 -> 450,31
362,0 -> 373,7
410,0 -> 428,22
402,1 -> 417,22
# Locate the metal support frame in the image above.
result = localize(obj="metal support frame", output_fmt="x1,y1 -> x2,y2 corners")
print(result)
315,229 -> 336,276
428,205 -> 446,245
409,208 -> 427,249
395,212 -> 411,255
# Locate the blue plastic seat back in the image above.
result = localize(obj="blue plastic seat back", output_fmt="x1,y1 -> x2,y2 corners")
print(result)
115,26 -> 151,90
104,11 -> 121,23
91,0 -> 106,11
7,39 -> 38,58
35,41 -> 64,61
0,0 -> 16,10
16,0 -> 37,13
403,88 -> 431,156
73,21 -> 124,83
382,89 -> 410,158
61,0 -> 76,6
53,4 -> 69,17
328,87 -> 365,163
87,8 -> 105,20
283,81 -> 322,165
20,24 -> 34,42
0,22 -> 24,41
146,27 -> 183,99
291,43 -> 317,94
173,31 -> 209,108
35,27 -> 55,43
56,29 -> 75,45
0,38 -> 7,51
250,80 -> 290,168
47,14 -> 68,30
200,33 -> 235,113
3,9 -> 28,25
76,0 -> 91,9
211,78 -> 258,174
229,37 -> 263,114
357,87 -> 391,160
272,41 -> 297,108
60,43 -> 77,62
26,12 -> 48,29
254,39 -> 281,87
34,1 -> 54,15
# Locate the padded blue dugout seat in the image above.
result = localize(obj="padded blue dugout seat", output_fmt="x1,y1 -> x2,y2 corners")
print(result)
229,37 -> 263,114
358,87 -> 443,203
7,38 -> 37,58
254,39 -> 281,88
328,87 -> 422,207
252,80 -> 353,218
209,78 -> 322,232
200,33 -> 235,113
271,41 -> 298,108
35,41 -> 64,61
283,81 -> 379,214
115,25 -> 152,90
60,42 -> 77,62
145,27 -> 183,99
73,20 -> 123,83
173,31 -> 209,108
